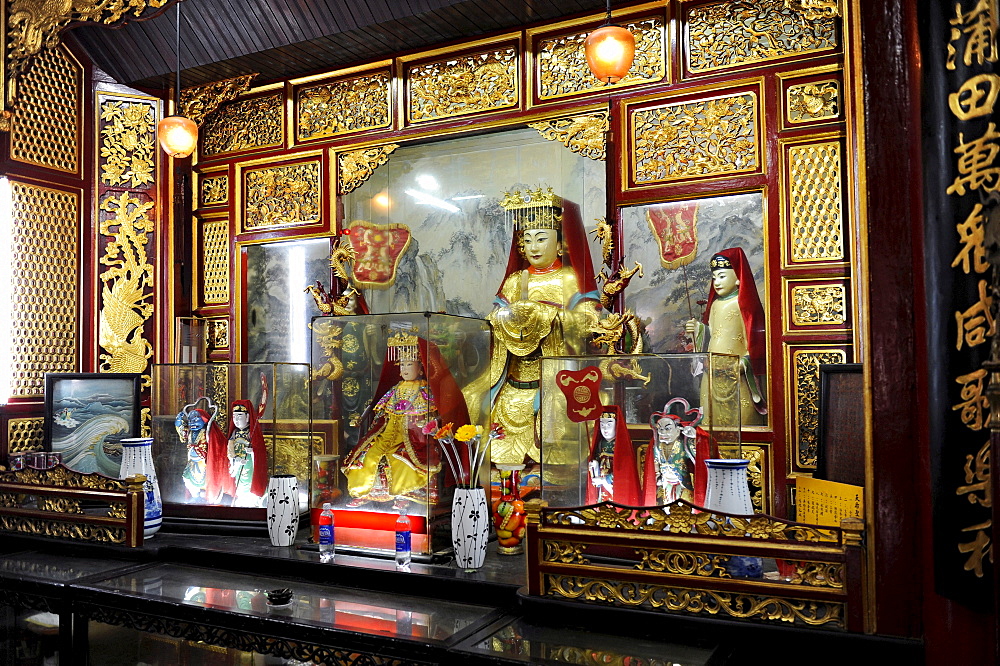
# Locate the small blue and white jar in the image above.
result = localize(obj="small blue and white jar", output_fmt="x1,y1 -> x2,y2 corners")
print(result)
119,437 -> 162,538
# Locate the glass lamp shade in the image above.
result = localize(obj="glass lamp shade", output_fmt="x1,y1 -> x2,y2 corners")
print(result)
584,24 -> 636,84
157,115 -> 198,158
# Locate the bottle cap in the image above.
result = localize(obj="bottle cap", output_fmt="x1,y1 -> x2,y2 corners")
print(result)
322,502 -> 332,509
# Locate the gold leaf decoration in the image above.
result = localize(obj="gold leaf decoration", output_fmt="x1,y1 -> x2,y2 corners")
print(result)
408,48 -> 518,122
0,516 -> 127,544
787,80 -> 840,122
784,0 -> 841,19
180,74 -> 257,126
11,44 -> 79,173
537,17 -> 664,99
634,93 -> 758,183
544,541 -> 590,565
0,466 -> 128,491
298,72 -> 391,140
202,218 -> 230,304
98,99 -> 156,189
791,284 -> 847,325
202,94 -> 283,156
528,112 -> 609,161
8,418 -> 44,454
98,192 -> 155,384
788,142 -> 844,262
635,548 -> 731,577
338,144 -> 399,194
244,161 -> 321,230
687,0 -> 838,73
200,175 -> 229,206
793,349 -> 848,467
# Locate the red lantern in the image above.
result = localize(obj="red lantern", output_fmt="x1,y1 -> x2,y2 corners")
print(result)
157,115 -> 198,158
585,24 -> 636,84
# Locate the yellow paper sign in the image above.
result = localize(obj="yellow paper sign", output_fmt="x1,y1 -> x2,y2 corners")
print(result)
796,476 -> 863,530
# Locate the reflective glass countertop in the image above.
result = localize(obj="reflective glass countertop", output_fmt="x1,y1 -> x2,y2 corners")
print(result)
0,550 -> 135,584
82,562 -> 499,644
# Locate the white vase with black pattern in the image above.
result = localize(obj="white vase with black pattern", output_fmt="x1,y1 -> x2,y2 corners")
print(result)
451,486 -> 489,570
266,475 -> 299,546
119,437 -> 162,538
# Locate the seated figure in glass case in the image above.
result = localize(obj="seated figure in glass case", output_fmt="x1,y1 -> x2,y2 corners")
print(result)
227,400 -> 268,507
342,328 -> 469,510
586,405 -> 641,505
175,399 -> 232,504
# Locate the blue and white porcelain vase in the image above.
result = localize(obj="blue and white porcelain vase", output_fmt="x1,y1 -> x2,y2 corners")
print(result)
266,475 -> 299,546
119,437 -> 162,538
703,459 -> 754,515
451,486 -> 489,570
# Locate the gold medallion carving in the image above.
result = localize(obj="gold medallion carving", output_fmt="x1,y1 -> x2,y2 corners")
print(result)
298,72 -> 391,140
98,99 -> 156,189
10,182 -> 78,398
201,218 -> 230,304
202,94 -> 283,156
528,112 -> 609,161
633,93 -> 758,184
787,80 -> 840,123
537,17 -> 664,99
208,318 -> 230,350
784,0 -> 841,20
180,74 -> 257,126
11,44 -> 79,173
407,48 -> 518,123
8,418 -> 44,454
544,541 -> 590,565
687,0 -> 838,73
244,161 -> 321,230
338,145 -> 398,194
792,348 -> 848,467
791,284 -> 847,325
634,548 -> 731,577
98,192 -> 155,383
200,175 -> 229,206
788,142 -> 844,262
0,516 -> 127,544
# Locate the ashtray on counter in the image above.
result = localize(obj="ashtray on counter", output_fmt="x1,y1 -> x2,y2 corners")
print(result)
265,588 -> 294,608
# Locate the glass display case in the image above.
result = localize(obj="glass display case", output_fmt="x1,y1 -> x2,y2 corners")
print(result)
310,313 -> 491,558
538,353 -> 742,508
150,363 -> 314,524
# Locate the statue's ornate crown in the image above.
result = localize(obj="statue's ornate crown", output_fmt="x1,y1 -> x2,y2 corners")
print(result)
710,254 -> 733,270
501,187 -> 563,232
387,328 -> 419,362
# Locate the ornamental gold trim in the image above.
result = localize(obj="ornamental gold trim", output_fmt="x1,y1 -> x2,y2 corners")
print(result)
98,191 -> 155,383
0,465 -> 128,491
11,44 -> 80,173
791,283 -> 847,326
544,575 -> 844,627
787,80 -> 840,124
98,97 -> 156,190
0,515 -> 128,544
686,0 -> 839,74
200,174 -> 229,207
7,418 -> 44,454
202,93 -> 284,157
243,160 -> 322,231
406,47 -> 518,123
338,144 -> 398,194
785,140 -> 845,264
528,112 -> 608,161
200,216 -> 230,304
790,347 -> 848,468
297,71 -> 391,141
784,0 -> 841,19
632,92 -> 759,184
544,541 -> 590,565
180,74 -> 257,126
535,16 -> 665,100
634,548 -> 731,577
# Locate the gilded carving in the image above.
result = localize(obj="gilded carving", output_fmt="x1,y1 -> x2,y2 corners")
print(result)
38,497 -> 83,514
789,561 -> 844,588
634,549 -> 731,577
545,575 -> 844,627
687,0 -> 838,73
273,434 -> 324,481
544,541 -> 590,565
787,80 -> 840,123
407,48 -> 518,122
208,318 -> 230,350
338,144 -> 398,194
0,465 -> 128,491
0,515 -> 127,544
784,0 -> 841,20
633,93 -> 758,184
98,192 -> 155,383
793,349 -> 848,467
11,44 -> 79,173
202,94 -> 283,156
8,418 -> 44,453
244,161 -> 321,230
537,17 -> 665,99
791,284 -> 847,325
10,182 -> 78,398
201,175 -> 229,206
98,98 -> 156,189
528,112 -> 609,161
141,408 -> 151,438
298,72 -> 391,141
202,218 -> 230,304
180,74 -> 257,126
788,142 -> 844,262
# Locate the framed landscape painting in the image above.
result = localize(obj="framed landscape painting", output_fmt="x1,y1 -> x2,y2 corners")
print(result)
44,373 -> 142,477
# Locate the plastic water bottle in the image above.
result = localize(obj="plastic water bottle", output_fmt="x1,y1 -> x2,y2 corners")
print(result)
318,502 -> 335,561
395,504 -> 411,570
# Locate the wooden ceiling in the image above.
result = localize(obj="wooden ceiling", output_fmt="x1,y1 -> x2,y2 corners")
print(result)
68,0 -> 616,91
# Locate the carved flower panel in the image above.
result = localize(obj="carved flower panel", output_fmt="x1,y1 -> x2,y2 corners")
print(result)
787,79 -> 840,124
686,0 -> 838,74
201,94 -> 284,157
535,16 -> 665,100
788,346 -> 848,469
243,161 -> 322,231
407,47 -> 518,123
297,72 -> 391,141
788,281 -> 849,329
632,92 -> 759,185
98,97 -> 156,191
200,174 -> 229,207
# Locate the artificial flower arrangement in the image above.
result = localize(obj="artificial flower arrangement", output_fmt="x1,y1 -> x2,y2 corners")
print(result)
423,421 -> 504,488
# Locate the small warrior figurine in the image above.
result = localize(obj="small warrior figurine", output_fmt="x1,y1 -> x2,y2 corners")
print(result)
586,405 -> 641,505
227,400 -> 268,507
642,399 -> 714,506
175,398 -> 232,504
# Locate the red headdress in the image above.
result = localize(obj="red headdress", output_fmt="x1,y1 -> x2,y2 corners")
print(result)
642,399 -> 716,506
227,399 -> 269,498
586,404 -> 642,505
192,408 -> 234,502
702,247 -> 766,378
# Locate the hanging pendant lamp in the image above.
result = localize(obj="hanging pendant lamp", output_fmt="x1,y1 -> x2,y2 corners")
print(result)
157,1 -> 198,158
585,0 -> 635,84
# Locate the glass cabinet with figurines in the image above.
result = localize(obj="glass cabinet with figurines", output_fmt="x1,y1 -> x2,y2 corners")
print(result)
310,312 -> 491,559
149,362 -> 313,527
537,353 -> 744,509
